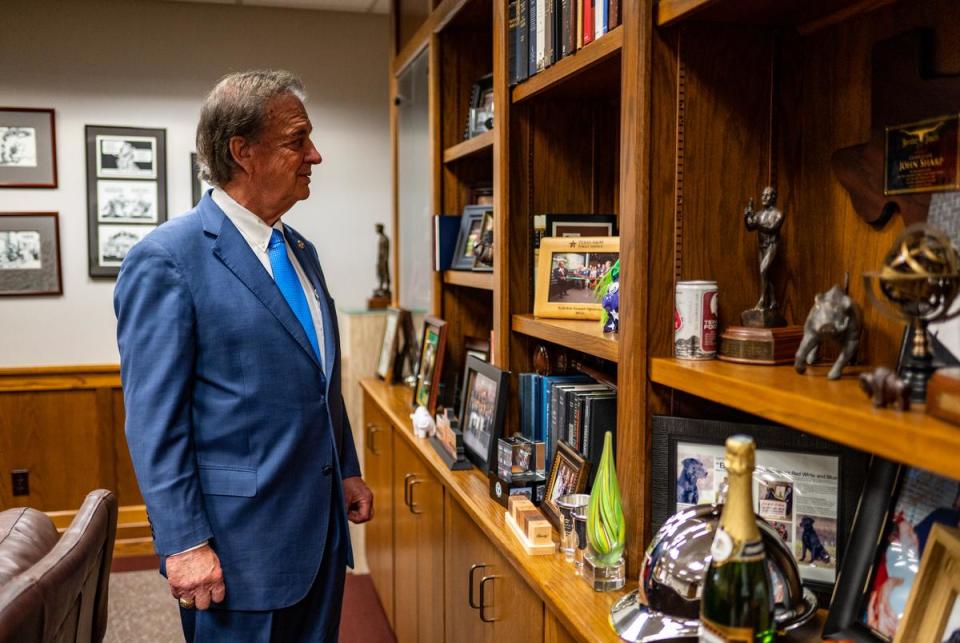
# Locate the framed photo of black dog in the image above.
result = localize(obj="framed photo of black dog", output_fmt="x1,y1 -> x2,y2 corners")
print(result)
650,415 -> 870,605
824,460 -> 960,643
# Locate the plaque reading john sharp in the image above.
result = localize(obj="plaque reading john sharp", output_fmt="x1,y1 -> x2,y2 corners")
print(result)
885,114 -> 960,195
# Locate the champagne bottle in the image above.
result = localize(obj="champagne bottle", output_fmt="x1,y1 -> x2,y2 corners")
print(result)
699,435 -> 774,643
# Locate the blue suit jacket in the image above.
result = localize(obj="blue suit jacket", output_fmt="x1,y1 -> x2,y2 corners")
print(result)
114,192 -> 360,611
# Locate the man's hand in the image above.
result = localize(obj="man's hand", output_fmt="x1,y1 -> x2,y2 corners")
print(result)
166,544 -> 226,610
343,476 -> 373,524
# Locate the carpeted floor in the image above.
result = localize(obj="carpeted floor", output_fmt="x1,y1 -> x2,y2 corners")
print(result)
105,568 -> 395,643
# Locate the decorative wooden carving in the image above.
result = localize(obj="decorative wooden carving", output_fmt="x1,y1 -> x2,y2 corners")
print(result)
832,29 -> 960,228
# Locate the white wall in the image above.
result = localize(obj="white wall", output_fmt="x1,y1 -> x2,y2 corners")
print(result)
0,0 -> 390,367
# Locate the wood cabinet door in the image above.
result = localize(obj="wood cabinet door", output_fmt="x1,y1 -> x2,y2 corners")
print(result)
488,549 -> 545,642
393,436 -> 420,643
363,393 -> 395,627
444,495 -> 496,643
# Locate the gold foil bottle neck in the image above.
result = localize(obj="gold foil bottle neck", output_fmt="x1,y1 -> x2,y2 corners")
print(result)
724,434 -> 755,475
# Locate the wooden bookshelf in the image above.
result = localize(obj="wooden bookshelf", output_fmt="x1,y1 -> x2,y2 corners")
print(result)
512,314 -> 619,363
511,27 -> 623,103
442,270 -> 495,290
650,358 -> 960,480
655,0 -> 895,31
443,130 -> 494,163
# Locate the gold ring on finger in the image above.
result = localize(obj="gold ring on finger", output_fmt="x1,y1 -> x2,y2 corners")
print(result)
179,597 -> 196,609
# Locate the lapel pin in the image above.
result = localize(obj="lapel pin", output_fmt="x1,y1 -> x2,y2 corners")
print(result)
297,240 -> 305,249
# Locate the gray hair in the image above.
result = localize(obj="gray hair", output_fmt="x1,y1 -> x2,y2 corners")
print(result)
196,70 -> 306,187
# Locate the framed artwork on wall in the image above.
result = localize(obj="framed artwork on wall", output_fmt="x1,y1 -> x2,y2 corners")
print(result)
0,108 -> 57,188
86,125 -> 167,278
191,152 -> 213,205
0,212 -> 62,296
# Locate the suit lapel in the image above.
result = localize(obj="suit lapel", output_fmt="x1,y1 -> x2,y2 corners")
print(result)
202,197 -> 321,369
286,225 -> 337,383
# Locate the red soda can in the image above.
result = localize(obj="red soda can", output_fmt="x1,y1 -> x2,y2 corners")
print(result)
675,281 -> 718,360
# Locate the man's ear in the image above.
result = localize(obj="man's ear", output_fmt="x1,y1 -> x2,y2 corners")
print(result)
228,136 -> 254,176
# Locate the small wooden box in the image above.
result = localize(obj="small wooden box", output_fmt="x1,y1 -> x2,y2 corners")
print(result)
927,368 -> 960,425
524,518 -> 553,545
508,495 -> 535,518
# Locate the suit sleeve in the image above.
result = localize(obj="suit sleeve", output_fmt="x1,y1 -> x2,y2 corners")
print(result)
114,238 -> 214,557
338,394 -> 362,479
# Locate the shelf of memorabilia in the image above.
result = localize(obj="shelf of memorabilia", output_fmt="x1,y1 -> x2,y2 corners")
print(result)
511,26 -> 624,104
650,358 -> 960,480
360,378 -> 625,642
442,270 -> 495,290
512,314 -> 619,363
443,130 -> 495,164
655,0 -> 894,32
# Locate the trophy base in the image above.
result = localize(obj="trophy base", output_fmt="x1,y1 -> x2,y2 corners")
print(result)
719,325 -> 804,365
901,352 -> 936,402
740,308 -> 786,328
583,552 -> 626,592
367,295 -> 391,310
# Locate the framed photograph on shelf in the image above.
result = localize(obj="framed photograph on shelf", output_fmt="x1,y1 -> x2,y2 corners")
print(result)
376,307 -> 408,383
464,335 -> 491,363
650,415 -> 871,605
451,205 -> 490,271
191,152 -> 213,206
544,213 -> 618,238
540,441 -> 589,531
0,108 -> 57,188
458,355 -> 508,474
0,212 -> 62,296
534,236 -> 620,320
412,316 -> 448,414
824,460 -> 960,643
894,524 -> 960,643
86,126 -> 166,278
464,73 -> 493,140
471,210 -> 494,272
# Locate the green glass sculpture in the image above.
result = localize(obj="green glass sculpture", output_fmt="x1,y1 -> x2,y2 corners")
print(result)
587,431 -> 626,565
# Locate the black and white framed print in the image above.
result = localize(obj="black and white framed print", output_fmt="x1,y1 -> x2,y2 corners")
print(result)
86,126 -> 166,278
191,152 -> 213,205
0,108 -> 57,188
650,415 -> 871,605
0,213 -> 62,296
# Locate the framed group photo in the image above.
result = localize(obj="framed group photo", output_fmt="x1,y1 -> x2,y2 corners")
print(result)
86,125 -> 167,277
0,212 -> 62,296
650,415 -> 871,604
458,355 -> 508,474
412,316 -> 447,415
534,236 -> 620,320
0,108 -> 57,188
540,441 -> 589,531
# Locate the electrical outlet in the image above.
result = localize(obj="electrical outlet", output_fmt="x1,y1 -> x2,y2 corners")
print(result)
11,470 -> 29,496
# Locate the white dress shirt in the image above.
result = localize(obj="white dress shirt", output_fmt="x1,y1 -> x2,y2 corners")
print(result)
212,188 -> 326,366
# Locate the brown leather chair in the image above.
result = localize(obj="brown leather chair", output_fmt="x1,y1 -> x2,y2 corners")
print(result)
0,490 -> 118,643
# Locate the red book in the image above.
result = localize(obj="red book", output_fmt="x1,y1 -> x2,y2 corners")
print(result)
583,0 -> 594,45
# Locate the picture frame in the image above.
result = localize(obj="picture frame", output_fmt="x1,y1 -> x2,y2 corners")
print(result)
894,524 -> 960,643
544,213 -> 618,238
451,205 -> 490,271
0,108 -> 57,188
86,125 -> 167,278
191,152 -> 213,206
650,415 -> 871,605
471,210 -> 494,272
464,335 -> 491,363
824,460 -> 960,642
412,316 -> 448,414
458,355 -> 508,474
541,441 -> 590,531
376,307 -> 407,383
465,73 -> 494,140
534,236 -> 620,320
0,212 -> 62,296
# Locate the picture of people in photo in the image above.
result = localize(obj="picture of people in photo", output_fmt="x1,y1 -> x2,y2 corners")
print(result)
415,328 -> 439,408
0,231 -> 41,270
550,459 -> 578,505
463,370 -> 498,461
462,218 -> 483,259
861,470 -> 960,641
759,481 -> 794,520
547,252 -> 618,304
675,448 -> 715,506
769,520 -> 791,544
794,515 -> 836,570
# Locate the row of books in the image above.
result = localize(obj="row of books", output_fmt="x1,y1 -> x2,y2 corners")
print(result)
518,373 -> 617,483
508,0 -> 620,85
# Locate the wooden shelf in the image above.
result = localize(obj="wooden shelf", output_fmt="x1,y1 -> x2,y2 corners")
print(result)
512,314 -> 618,362
656,0 -> 895,33
511,27 -> 623,103
442,270 -> 495,290
443,130 -> 494,164
650,358 -> 960,480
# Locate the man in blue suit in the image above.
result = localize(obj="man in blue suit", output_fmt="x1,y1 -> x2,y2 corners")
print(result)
114,70 -> 373,642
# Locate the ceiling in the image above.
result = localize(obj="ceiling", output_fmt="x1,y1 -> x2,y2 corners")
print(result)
166,0 -> 389,15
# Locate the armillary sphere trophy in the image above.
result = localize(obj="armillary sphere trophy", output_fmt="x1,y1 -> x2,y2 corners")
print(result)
863,223 -> 960,402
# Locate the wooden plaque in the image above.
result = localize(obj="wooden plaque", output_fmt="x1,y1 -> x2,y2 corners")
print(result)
927,367 -> 960,426
718,325 -> 804,365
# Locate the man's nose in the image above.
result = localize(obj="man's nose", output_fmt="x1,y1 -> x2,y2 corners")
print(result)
306,140 -> 322,164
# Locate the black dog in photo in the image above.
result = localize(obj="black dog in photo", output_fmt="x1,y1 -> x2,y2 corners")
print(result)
798,516 -> 831,564
677,457 -> 708,504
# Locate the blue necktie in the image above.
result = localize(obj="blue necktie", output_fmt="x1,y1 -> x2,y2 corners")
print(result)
267,229 -> 322,364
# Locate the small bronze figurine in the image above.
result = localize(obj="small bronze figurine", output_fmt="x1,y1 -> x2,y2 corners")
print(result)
368,223 -> 392,309
742,186 -> 785,327
859,367 -> 911,410
794,276 -> 862,380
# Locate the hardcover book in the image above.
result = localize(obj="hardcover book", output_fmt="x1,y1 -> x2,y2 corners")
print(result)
582,0 -> 594,45
517,0 -> 529,83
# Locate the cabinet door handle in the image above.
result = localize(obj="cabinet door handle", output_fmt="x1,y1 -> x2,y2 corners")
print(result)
403,473 -> 416,508
468,563 -> 487,609
369,425 -> 381,455
365,424 -> 376,454
408,478 -> 423,514
479,575 -> 498,623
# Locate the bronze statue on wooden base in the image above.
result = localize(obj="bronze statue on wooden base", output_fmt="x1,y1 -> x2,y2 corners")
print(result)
368,223 -> 392,310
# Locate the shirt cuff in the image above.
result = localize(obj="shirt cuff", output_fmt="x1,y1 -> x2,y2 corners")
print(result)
169,540 -> 209,557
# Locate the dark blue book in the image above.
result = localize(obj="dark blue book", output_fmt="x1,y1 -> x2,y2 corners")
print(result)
517,0 -> 529,82
433,215 -> 461,271
540,375 -> 590,471
528,0 -> 537,77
